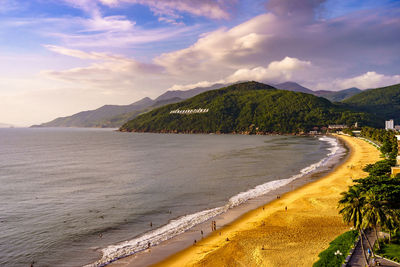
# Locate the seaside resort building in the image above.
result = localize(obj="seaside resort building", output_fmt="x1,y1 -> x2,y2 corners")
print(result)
386,119 -> 394,130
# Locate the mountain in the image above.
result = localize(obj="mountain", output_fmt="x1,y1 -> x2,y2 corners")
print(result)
96,97 -> 183,128
274,82 -> 362,102
155,83 -> 227,102
35,83 -> 228,128
120,81 -> 376,134
274,82 -> 314,94
37,97 -> 155,128
0,123 -> 13,128
316,87 -> 362,102
343,83 -> 400,121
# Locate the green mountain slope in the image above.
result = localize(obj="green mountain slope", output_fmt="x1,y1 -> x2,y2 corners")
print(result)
318,87 -> 362,102
96,97 -> 183,127
343,83 -> 400,121
120,81 -> 376,134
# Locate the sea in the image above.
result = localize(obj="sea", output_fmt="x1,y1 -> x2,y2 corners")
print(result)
0,128 -> 343,267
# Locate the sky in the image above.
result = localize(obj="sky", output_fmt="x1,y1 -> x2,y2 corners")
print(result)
1,0 -> 400,126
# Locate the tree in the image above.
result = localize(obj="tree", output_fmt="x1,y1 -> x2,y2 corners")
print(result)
338,186 -> 369,264
362,191 -> 387,250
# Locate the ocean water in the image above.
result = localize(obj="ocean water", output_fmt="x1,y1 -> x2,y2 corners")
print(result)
0,128 -> 337,267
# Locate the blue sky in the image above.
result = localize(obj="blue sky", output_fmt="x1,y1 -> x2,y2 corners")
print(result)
1,0 -> 400,125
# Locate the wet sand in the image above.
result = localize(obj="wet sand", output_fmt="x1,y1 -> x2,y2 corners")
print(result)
150,135 -> 379,267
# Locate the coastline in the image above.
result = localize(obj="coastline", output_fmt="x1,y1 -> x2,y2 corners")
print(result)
144,135 -> 380,267
103,135 -> 356,267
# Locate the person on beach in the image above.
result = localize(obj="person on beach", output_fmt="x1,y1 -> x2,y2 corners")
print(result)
150,222 -> 152,227
285,206 -> 287,211
147,242 -> 151,249
201,230 -> 203,236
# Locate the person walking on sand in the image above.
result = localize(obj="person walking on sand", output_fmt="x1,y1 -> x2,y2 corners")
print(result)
285,206 -> 287,211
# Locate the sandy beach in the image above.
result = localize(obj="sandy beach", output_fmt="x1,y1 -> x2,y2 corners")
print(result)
142,135 -> 379,267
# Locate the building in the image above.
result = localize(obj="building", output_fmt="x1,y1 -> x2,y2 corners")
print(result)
385,119 -> 394,130
328,125 -> 348,129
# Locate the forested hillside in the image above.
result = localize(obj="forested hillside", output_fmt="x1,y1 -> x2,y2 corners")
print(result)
121,81 -> 377,134
343,83 -> 400,120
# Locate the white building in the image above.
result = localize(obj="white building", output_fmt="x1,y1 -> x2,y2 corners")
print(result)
385,119 -> 394,130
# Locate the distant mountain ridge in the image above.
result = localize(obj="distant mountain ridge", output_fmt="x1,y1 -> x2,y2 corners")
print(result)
34,81 -> 363,128
275,82 -> 314,94
274,82 -> 362,102
155,83 -> 227,102
34,83 -> 230,128
0,123 -> 13,128
37,97 -> 155,128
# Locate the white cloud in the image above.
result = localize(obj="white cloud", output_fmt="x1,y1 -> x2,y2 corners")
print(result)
225,57 -> 311,83
335,72 -> 400,89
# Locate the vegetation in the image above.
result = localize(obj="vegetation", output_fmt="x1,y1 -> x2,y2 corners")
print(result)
320,87 -> 362,102
313,230 -> 358,267
360,127 -> 398,158
338,129 -> 400,265
121,82 -> 378,134
377,233 -> 400,263
343,83 -> 400,124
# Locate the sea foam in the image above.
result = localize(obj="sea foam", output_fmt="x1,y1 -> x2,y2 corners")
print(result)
86,136 -> 343,267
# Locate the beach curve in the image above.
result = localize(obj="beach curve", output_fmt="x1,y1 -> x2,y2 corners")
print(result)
147,135 -> 380,267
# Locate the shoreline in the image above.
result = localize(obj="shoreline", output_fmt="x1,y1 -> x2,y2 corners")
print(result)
104,135 -> 349,267
147,135 -> 380,267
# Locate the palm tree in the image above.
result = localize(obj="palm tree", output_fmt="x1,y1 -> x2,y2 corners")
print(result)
362,191 -> 388,250
338,186 -> 368,264
383,209 -> 400,244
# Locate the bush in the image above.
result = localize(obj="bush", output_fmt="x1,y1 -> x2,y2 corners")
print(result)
313,230 -> 358,267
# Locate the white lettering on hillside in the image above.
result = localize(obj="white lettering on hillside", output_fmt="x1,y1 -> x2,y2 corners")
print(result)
170,108 -> 209,114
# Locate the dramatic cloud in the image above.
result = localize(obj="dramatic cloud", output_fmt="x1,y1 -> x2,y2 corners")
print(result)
155,0 -> 400,85
1,0 -> 400,125
155,14 -> 274,78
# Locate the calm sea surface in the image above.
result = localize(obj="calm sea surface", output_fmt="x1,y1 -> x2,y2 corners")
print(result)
0,128 -> 333,266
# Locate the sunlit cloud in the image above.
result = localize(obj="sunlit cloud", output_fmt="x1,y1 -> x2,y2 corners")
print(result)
333,72 -> 400,90
168,57 -> 312,90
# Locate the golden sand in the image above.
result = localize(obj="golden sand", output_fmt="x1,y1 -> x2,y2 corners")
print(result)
153,136 -> 381,267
